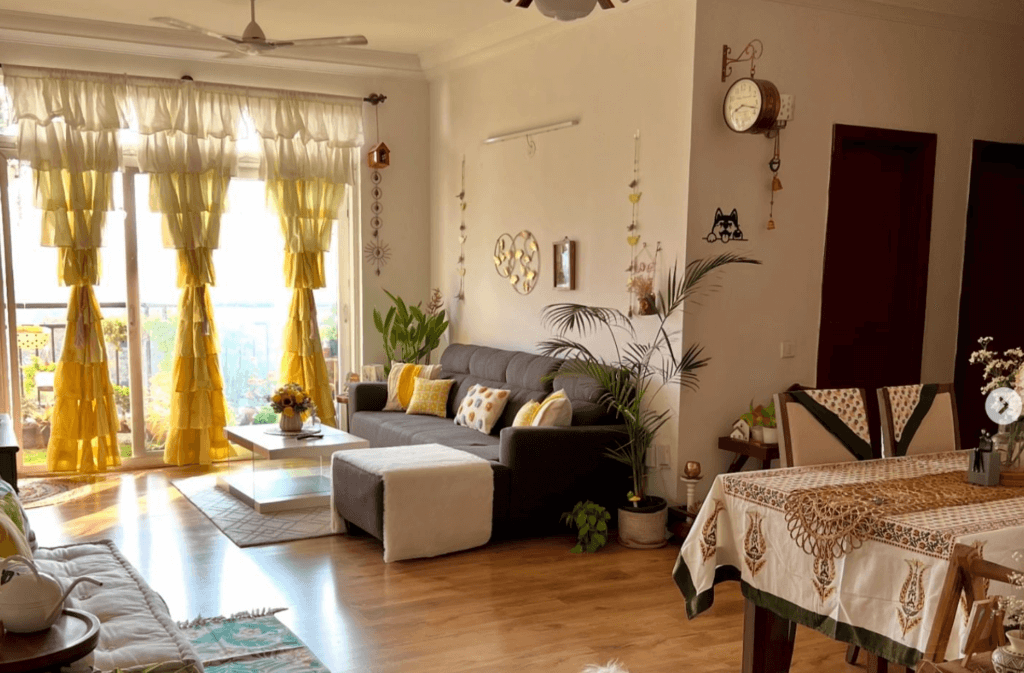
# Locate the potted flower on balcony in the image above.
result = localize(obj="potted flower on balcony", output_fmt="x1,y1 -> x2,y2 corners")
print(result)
540,253 -> 759,549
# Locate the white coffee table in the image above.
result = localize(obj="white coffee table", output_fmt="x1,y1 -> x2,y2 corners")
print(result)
220,424 -> 369,513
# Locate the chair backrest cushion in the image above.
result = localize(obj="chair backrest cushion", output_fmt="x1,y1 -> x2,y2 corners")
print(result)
879,384 -> 959,457
779,400 -> 863,467
776,388 -> 873,468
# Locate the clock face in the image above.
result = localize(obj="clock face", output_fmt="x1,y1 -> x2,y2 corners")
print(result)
985,387 -> 1023,425
724,78 -> 764,133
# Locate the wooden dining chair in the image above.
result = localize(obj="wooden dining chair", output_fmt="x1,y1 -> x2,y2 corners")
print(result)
878,384 -> 961,458
775,388 -> 878,468
917,543 -> 1017,672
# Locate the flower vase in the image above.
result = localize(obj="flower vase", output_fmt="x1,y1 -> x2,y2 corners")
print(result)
279,413 -> 302,433
997,424 -> 1024,487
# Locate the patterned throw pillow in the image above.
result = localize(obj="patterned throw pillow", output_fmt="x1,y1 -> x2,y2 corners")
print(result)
406,378 -> 455,419
512,400 -> 541,427
532,389 -> 573,427
454,385 -> 511,435
384,363 -> 442,411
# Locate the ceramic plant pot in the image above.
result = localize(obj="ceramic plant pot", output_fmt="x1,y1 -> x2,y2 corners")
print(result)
761,427 -> 778,444
279,413 -> 302,433
618,496 -> 668,549
993,642 -> 1024,673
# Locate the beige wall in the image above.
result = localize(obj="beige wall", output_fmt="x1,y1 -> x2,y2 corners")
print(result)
0,42 -> 431,370
429,0 -> 698,497
680,0 -> 1024,496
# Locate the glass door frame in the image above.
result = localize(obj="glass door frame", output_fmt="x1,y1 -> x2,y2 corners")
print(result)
0,143 -> 360,473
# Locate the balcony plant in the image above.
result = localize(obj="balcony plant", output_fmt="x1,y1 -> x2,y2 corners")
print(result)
540,253 -> 759,548
373,289 -> 448,375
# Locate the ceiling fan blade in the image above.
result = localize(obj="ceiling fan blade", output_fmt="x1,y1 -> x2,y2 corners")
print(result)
597,0 -> 629,8
151,17 -> 241,43
273,35 -> 369,48
502,0 -> 534,6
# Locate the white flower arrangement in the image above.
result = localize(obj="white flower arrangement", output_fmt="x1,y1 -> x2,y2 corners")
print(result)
969,337 -> 1024,396
998,551 -> 1024,631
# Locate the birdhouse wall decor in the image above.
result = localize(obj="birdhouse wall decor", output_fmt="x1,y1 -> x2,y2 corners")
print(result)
368,142 -> 390,169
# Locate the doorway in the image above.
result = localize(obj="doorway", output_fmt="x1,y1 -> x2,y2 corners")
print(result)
954,140 -> 1024,445
817,125 -> 937,450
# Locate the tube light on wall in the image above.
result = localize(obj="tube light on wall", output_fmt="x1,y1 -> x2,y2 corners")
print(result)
484,119 -> 580,156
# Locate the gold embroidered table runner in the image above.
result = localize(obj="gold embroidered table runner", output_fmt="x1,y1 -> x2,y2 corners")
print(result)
673,453 -> 1024,668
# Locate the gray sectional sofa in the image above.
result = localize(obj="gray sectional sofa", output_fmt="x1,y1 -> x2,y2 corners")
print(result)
347,343 -> 628,535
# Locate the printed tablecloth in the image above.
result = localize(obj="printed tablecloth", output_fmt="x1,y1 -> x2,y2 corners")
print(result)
672,453 -> 1024,667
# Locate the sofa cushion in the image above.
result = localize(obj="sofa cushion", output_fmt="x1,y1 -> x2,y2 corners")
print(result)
571,400 -> 619,426
554,360 -> 609,404
350,411 -> 500,462
505,352 -> 559,391
468,347 -> 517,382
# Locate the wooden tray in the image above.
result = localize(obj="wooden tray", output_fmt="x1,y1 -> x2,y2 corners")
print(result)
0,608 -> 100,673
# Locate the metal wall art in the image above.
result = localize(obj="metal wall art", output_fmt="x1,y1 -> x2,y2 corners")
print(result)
706,208 -> 747,243
364,95 -> 390,276
456,156 -> 468,301
493,230 -> 539,295
625,131 -> 660,316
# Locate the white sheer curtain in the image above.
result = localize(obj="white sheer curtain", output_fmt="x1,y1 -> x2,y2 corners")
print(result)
249,92 -> 363,429
3,65 -> 128,473
133,80 -> 244,466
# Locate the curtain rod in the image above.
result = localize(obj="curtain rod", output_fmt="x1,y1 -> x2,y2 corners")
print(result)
0,63 -> 386,106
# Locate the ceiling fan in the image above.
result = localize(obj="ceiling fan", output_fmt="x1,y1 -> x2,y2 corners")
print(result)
503,0 -> 630,22
152,0 -> 368,56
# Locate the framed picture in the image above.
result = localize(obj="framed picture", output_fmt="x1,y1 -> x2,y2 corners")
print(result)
553,239 -> 576,290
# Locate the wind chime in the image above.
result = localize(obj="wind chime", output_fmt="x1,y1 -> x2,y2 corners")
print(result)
626,131 -> 659,316
767,131 -> 783,230
364,93 -> 391,276
456,156 -> 468,301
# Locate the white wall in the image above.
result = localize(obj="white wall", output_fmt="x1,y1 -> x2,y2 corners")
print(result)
429,0 -> 698,497
680,0 -> 1024,495
0,42 -> 431,370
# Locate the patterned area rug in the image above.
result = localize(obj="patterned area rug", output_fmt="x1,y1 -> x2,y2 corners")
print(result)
171,475 -> 335,548
180,610 -> 329,673
19,477 -> 104,509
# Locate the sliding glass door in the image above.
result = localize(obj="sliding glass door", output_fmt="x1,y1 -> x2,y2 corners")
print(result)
2,163 -> 346,472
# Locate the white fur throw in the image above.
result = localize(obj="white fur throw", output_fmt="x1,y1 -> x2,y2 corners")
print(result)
337,444 -> 493,562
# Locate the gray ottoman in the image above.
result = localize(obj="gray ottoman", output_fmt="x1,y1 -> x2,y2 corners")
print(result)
331,444 -> 493,562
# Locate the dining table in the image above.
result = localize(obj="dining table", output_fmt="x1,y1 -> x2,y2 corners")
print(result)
673,452 -> 1024,672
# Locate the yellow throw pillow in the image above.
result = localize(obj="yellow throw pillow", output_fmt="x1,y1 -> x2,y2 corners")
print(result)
454,384 -> 511,435
513,400 -> 541,427
406,378 -> 455,419
384,362 -> 442,411
532,389 -> 573,427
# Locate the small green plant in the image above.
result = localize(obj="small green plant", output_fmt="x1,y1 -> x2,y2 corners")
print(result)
372,289 -> 449,374
22,356 -> 57,398
561,501 -> 611,553
112,385 -> 131,417
252,406 -> 278,424
741,399 -> 776,428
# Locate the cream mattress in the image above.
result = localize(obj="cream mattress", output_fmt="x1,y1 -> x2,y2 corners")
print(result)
33,540 -> 203,673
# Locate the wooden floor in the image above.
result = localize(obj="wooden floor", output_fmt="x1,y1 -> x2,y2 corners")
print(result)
29,466 -> 862,673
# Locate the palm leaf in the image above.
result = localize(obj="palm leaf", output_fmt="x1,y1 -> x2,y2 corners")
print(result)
659,253 -> 760,317
541,303 -> 634,338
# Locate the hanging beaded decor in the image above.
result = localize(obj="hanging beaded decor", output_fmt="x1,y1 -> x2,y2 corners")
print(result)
456,156 -> 467,301
364,99 -> 390,276
625,131 -> 660,316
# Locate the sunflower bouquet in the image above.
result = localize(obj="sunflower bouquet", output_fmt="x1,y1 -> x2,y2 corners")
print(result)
269,383 -> 315,418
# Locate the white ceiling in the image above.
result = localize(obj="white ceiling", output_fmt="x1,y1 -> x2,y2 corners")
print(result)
0,0 -> 550,56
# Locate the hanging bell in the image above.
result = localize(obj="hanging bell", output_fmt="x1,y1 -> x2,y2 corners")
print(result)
767,219 -> 776,231
772,175 -> 783,192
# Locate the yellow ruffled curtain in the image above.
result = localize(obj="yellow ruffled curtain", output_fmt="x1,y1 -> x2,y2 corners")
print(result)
134,81 -> 242,466
251,94 -> 363,430
4,66 -> 128,473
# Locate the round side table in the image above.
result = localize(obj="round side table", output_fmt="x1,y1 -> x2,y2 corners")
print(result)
0,608 -> 100,673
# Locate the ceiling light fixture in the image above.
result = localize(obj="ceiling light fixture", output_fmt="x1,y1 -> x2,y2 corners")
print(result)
502,0 -> 630,22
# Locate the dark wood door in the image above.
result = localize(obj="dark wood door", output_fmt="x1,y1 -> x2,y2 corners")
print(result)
954,141 -> 1024,446
818,125 -> 938,391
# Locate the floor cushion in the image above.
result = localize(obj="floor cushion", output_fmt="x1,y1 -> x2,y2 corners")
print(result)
33,540 -> 202,673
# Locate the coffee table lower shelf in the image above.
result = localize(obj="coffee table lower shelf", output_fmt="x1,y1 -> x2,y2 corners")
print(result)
217,470 -> 331,513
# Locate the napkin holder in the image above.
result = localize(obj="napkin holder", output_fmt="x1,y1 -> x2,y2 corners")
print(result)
968,436 -> 1000,487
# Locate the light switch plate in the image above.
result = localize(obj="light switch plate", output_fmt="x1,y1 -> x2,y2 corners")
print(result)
780,341 -> 795,359
778,94 -> 795,122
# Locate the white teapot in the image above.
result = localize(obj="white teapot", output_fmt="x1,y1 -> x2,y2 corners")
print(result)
0,555 -> 102,632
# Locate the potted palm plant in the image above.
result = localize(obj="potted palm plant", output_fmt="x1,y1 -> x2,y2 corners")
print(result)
540,253 -> 759,549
